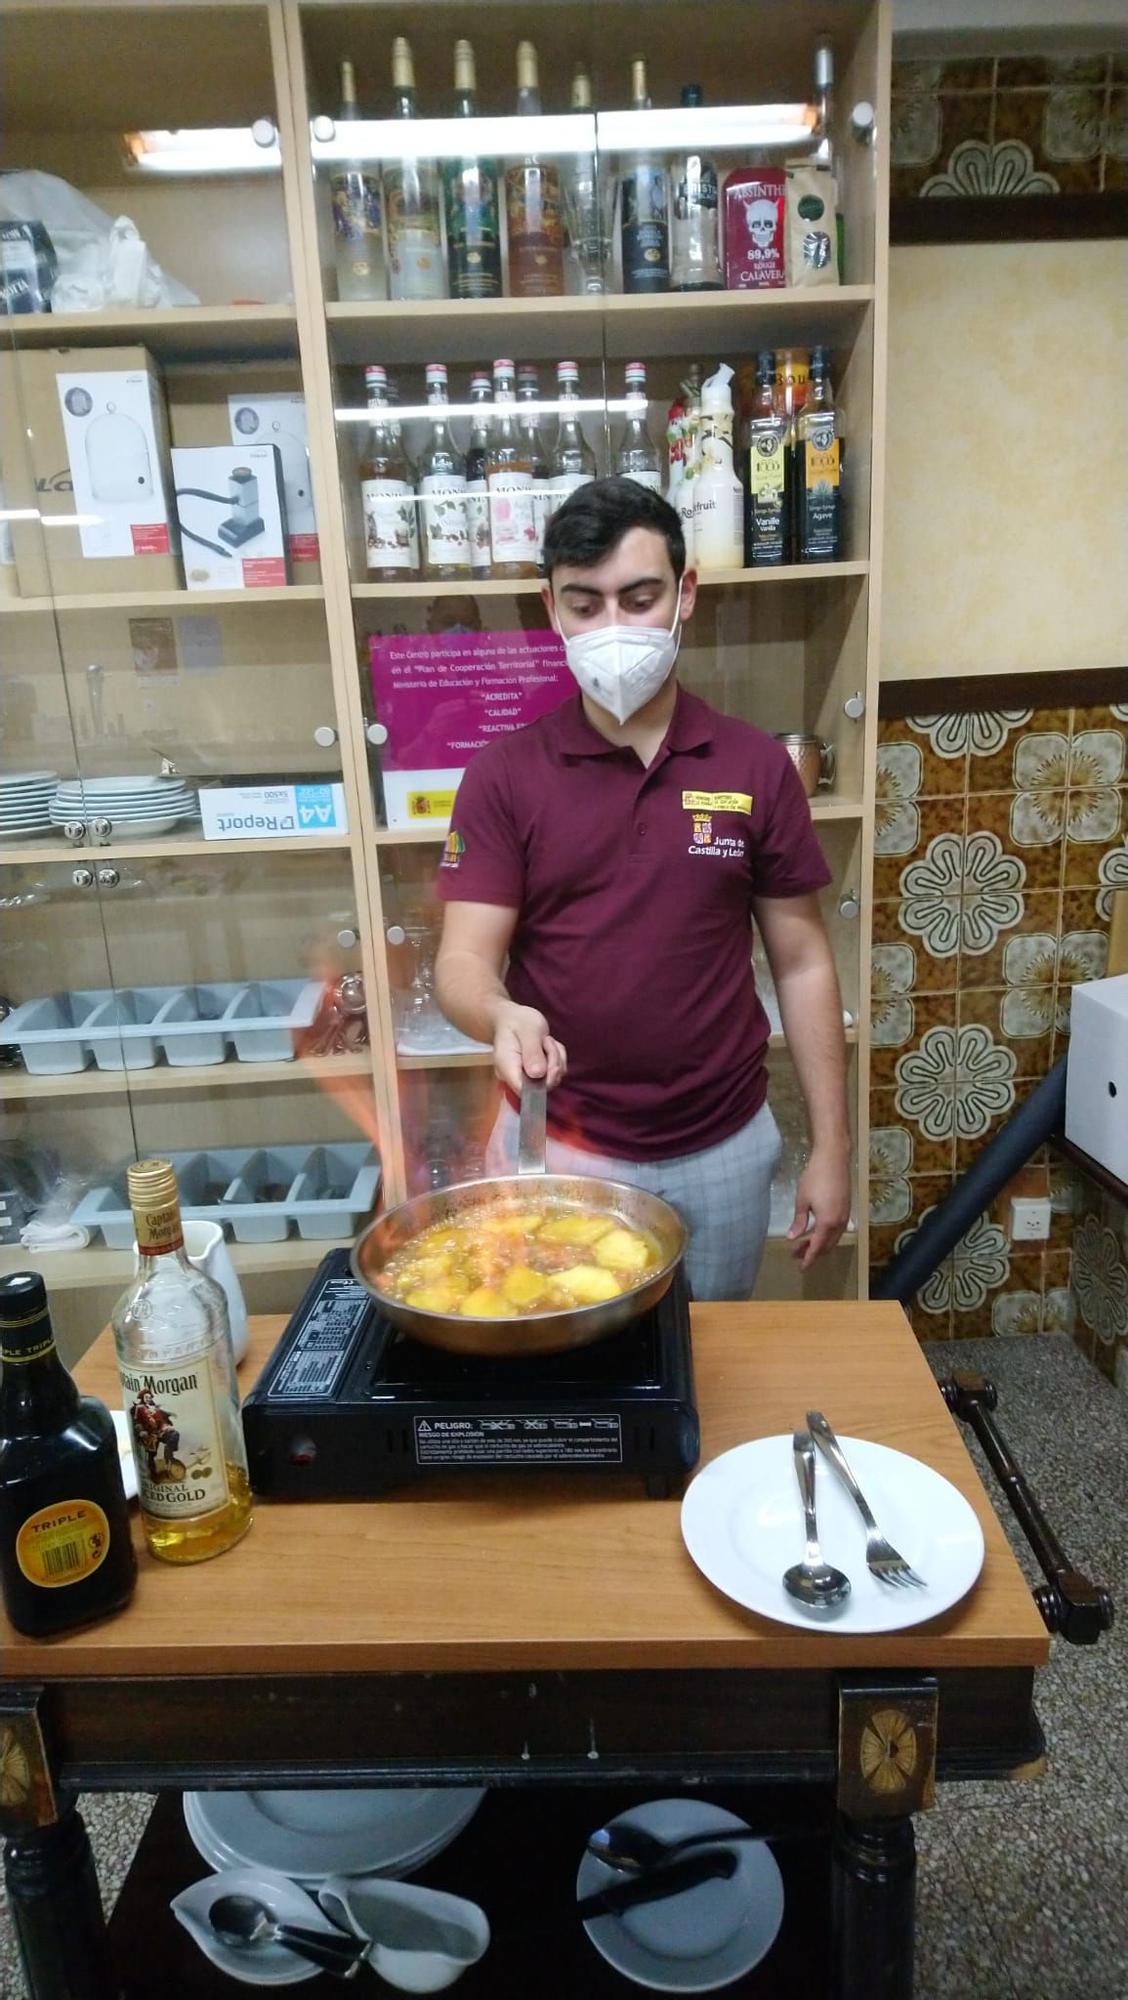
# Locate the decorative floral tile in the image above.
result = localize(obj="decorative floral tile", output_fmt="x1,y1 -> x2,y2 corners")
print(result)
1097,833 -> 1128,919
1044,1246 -> 1072,1294
996,55 -> 1110,87
869,1126 -> 913,1226
871,1086 -> 954,1178
1053,929 -> 1110,1033
991,1286 -> 1075,1336
921,137 -> 1058,196
895,1019 -> 1016,1146
891,61 -> 943,95
872,993 -> 957,1089
974,792 -> 1062,891
878,715 -> 966,798
906,1294 -> 951,1340
874,741 -> 923,857
966,709 -> 1061,794
1043,85 -> 1106,161
897,1205 -> 1010,1319
874,796 -> 965,900
901,828 -> 1026,966
907,1172 -> 956,1226
1062,802 -> 1127,887
871,943 -> 916,1047
1069,728 -> 1126,789
1071,1211 -> 1128,1346
1071,703 -> 1128,737
908,709 -> 1031,785
892,93 -> 994,197
1049,1162 -> 1082,1243
937,57 -> 998,91
1106,91 -> 1128,188
959,886 -> 1061,990
960,985 -> 1054,1080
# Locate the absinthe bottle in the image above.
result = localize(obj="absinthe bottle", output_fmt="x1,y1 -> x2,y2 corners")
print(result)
360,364 -> 420,578
330,60 -> 386,301
743,349 -> 789,566
383,37 -> 445,301
111,1161 -> 252,1566
505,42 -> 565,298
486,359 -> 538,578
464,370 -> 494,577
0,1271 -> 136,1637
549,360 -> 597,514
419,363 -> 471,579
442,41 -> 502,300
620,57 -> 670,294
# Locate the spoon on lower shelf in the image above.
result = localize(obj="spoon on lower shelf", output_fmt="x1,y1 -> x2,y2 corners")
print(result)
208,1893 -> 368,1977
587,1821 -> 768,1876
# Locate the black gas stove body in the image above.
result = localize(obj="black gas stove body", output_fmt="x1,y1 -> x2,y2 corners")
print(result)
242,1251 -> 700,1500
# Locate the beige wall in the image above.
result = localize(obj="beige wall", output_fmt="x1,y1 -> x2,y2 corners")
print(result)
881,238 -> 1128,680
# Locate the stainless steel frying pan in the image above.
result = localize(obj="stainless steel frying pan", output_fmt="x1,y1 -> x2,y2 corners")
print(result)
351,1078 -> 687,1357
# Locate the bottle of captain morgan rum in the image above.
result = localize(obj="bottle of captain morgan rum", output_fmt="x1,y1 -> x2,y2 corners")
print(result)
111,1161 -> 252,1565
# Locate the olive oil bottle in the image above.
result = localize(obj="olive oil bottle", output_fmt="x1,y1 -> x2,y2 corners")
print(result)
111,1161 -> 252,1565
0,1271 -> 136,1637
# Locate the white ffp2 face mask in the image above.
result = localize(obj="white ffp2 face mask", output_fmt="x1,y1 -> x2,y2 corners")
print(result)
557,584 -> 683,725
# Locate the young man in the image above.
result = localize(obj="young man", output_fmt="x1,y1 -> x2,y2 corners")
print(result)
435,477 -> 851,1300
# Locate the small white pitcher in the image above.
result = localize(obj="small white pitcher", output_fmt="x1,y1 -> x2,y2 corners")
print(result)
318,1875 -> 490,1992
181,1219 -> 249,1364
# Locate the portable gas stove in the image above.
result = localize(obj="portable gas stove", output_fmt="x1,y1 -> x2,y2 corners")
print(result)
242,1250 -> 700,1499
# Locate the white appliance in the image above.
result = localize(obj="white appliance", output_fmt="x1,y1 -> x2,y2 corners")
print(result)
1065,973 -> 1128,1182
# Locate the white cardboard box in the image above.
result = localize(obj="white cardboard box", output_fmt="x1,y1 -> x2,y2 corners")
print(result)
171,443 -> 290,590
1065,973 -> 1128,1183
227,391 -> 319,568
200,784 -> 349,842
56,359 -> 178,563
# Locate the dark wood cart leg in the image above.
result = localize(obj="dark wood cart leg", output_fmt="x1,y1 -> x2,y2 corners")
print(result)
830,1677 -> 938,2000
1,1689 -> 120,2000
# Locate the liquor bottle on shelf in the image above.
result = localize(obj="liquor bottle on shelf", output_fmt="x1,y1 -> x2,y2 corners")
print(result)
110,1160 -> 252,1567
0,1271 -> 136,1638
359,363 -> 421,579
486,359 -> 538,578
813,37 -> 846,279
670,85 -> 721,292
549,360 -> 597,511
382,36 -> 446,302
442,40 -> 502,301
743,349 -> 790,567
463,369 -> 494,578
666,361 -> 701,563
330,60 -> 386,301
616,361 -> 662,494
795,345 -> 842,562
620,56 -> 669,295
517,363 -> 551,571
418,363 -> 471,580
506,41 -> 565,299
561,65 -> 611,295
694,362 -> 743,570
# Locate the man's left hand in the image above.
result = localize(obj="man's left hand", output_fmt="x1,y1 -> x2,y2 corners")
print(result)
787,1147 -> 852,1268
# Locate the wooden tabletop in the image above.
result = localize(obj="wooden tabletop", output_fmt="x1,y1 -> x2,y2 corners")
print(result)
2,1301 -> 1049,1679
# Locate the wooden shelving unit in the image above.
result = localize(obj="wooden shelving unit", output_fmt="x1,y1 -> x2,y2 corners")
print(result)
0,0 -> 889,1334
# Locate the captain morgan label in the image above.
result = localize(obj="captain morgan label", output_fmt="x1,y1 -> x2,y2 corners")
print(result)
118,1356 -> 230,1520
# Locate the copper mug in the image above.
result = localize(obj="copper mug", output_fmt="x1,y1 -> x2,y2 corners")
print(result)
775,732 -> 836,796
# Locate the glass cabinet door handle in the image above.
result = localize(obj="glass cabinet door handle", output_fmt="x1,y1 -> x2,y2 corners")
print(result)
72,867 -> 95,889
336,927 -> 359,949
838,891 -> 861,920
385,925 -> 406,946
314,725 -> 339,748
843,691 -> 866,721
96,866 -> 120,889
251,117 -> 277,149
367,723 -> 388,746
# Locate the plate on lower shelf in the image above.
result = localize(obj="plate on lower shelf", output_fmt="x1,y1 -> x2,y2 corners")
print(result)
183,1786 -> 486,1884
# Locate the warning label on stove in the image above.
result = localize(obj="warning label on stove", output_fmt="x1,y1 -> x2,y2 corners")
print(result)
413,1413 -> 623,1467
269,1278 -> 370,1400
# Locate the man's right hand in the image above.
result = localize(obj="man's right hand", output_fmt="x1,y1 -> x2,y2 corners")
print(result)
493,1001 -> 567,1095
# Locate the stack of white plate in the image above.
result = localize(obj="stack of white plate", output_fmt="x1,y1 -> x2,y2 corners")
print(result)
0,772 -> 59,841
49,775 -> 200,840
183,1787 -> 486,1887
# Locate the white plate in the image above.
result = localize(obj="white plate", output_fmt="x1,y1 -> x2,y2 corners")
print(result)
184,1787 -> 486,1884
681,1435 -> 985,1635
577,1800 -> 784,1993
0,824 -> 54,840
111,1410 -> 138,1501
56,775 -> 185,794
171,1864 -> 332,1986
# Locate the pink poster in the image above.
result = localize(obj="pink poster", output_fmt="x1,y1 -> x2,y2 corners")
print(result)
369,629 -> 571,773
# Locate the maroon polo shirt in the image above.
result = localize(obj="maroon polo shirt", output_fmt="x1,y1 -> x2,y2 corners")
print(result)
436,685 -> 831,1161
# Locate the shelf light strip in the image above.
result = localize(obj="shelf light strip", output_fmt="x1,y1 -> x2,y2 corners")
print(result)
335,399 -> 635,424
311,105 -> 816,164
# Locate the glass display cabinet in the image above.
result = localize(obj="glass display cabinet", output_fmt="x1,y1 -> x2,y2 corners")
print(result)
0,0 -> 889,1344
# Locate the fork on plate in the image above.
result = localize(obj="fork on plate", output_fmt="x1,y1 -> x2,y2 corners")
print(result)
806,1410 -> 928,1590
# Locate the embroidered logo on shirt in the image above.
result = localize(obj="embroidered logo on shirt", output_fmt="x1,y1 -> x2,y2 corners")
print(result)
682,789 -> 753,815
440,829 -> 465,869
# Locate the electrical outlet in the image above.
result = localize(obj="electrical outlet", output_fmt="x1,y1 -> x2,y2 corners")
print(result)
1009,1196 -> 1051,1242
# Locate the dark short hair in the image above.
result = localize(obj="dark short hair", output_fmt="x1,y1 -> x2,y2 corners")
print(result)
543,475 -> 685,583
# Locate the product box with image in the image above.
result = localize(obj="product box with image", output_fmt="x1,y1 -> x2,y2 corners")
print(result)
227,391 -> 320,578
0,344 -> 181,596
171,444 -> 290,591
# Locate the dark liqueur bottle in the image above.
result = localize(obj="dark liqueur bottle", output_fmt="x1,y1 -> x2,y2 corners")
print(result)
0,1271 -> 136,1637
743,349 -> 790,566
795,344 -> 842,562
620,55 -> 670,294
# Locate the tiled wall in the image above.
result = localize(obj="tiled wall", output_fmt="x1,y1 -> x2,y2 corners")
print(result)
868,699 -> 1128,1370
891,51 -> 1128,197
